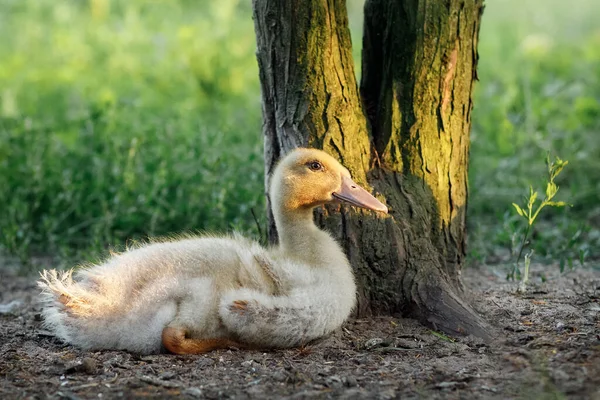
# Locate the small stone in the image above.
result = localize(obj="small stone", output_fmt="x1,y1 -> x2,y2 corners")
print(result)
344,376 -> 358,387
197,358 -> 215,368
65,358 -> 97,375
159,371 -> 176,380
436,381 -> 459,389
353,357 -> 367,365
80,358 -> 98,374
326,375 -> 343,389
379,388 -> 396,400
272,370 -> 288,382
394,338 -> 420,349
364,338 -> 384,350
317,366 -> 332,376
183,387 -> 203,398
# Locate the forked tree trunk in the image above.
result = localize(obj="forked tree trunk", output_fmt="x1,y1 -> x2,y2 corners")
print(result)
253,0 -> 490,339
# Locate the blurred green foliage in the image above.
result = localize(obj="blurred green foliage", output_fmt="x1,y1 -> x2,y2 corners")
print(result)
0,0 -> 598,270
468,0 -> 600,267
0,0 -> 264,267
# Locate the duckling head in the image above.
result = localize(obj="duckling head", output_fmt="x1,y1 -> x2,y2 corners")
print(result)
270,148 -> 388,215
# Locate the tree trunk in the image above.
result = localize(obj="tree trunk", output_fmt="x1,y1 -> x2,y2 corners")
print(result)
252,0 -> 490,339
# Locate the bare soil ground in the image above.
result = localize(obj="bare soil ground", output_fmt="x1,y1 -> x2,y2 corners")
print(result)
1,265 -> 599,399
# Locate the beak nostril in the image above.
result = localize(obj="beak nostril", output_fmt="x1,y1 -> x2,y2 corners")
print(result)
351,185 -> 356,189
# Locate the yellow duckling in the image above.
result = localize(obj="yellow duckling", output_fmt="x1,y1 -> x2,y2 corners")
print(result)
38,148 -> 387,354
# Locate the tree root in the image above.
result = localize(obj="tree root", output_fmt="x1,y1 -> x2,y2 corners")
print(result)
410,275 -> 493,342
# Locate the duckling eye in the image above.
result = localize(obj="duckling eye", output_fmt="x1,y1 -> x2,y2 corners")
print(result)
307,161 -> 323,171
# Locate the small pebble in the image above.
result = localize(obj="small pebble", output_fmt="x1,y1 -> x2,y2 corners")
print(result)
183,387 -> 203,398
80,358 -> 98,374
159,371 -> 176,380
344,376 -> 358,387
326,375 -> 343,389
364,338 -> 384,349
272,370 -> 288,382
197,358 -> 215,368
394,338 -> 420,349
65,358 -> 97,375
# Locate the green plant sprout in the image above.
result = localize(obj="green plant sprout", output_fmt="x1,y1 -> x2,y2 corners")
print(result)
510,153 -> 571,292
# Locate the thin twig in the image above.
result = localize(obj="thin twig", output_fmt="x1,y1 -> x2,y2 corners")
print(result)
374,347 -> 422,353
250,207 -> 264,243
512,224 -> 531,280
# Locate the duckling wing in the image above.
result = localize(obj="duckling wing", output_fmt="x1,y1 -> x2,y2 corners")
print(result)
218,264 -> 357,348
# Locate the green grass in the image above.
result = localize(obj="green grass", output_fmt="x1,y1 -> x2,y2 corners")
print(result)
468,0 -> 600,267
0,0 -> 265,267
0,0 -> 598,271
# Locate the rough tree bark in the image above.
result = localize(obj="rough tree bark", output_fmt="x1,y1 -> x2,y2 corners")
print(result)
252,0 -> 490,339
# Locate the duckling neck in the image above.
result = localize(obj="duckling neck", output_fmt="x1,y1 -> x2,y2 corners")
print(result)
274,208 -> 317,253
273,206 -> 344,266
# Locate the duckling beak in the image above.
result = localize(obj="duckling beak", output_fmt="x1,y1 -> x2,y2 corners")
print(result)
332,175 -> 388,214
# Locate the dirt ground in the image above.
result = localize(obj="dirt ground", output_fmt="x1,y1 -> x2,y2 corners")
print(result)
1,264 -> 599,399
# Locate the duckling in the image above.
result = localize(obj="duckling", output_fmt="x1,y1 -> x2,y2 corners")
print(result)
38,148 -> 388,354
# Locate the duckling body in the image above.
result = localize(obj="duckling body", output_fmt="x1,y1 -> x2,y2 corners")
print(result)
41,236 -> 278,354
39,148 -> 387,354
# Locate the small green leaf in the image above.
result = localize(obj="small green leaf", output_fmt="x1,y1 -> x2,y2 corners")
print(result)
528,188 -> 538,209
545,182 -> 557,199
430,330 -> 455,343
567,232 -> 579,248
512,203 -> 526,217
568,257 -> 574,271
579,249 -> 586,266
546,201 -> 569,207
550,159 -> 568,180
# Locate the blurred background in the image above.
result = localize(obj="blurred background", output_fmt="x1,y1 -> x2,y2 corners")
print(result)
0,0 -> 598,272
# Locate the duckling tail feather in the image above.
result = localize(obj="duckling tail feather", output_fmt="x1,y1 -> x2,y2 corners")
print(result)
37,268 -> 177,354
38,269 -> 94,316
38,269 -> 117,348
